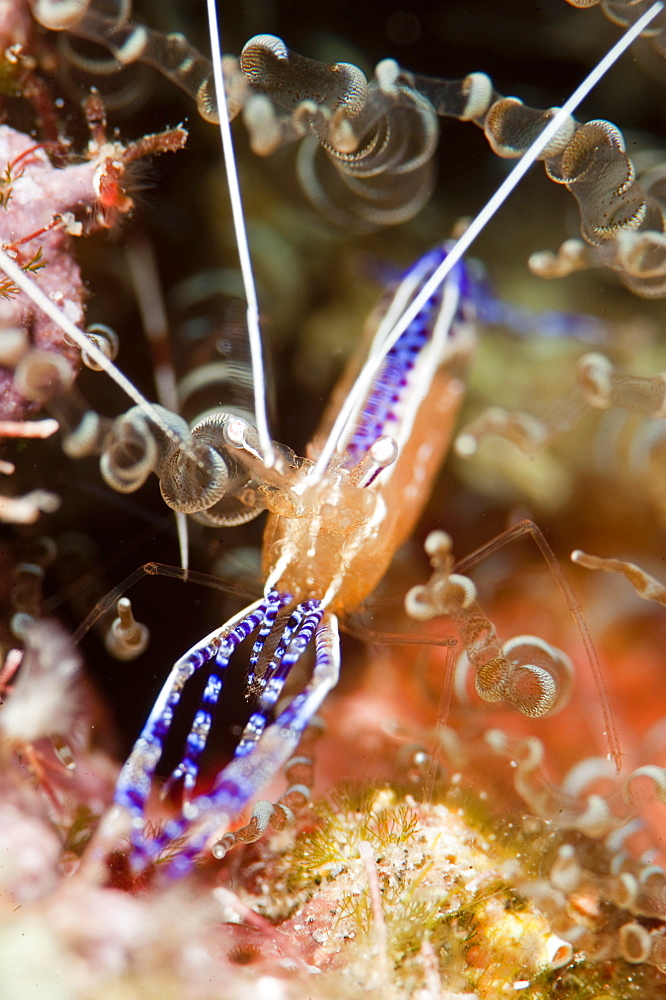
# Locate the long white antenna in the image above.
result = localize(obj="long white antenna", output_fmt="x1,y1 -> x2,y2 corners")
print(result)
312,0 -> 664,482
205,0 -> 275,467
0,245 -> 182,444
0,233 -> 212,575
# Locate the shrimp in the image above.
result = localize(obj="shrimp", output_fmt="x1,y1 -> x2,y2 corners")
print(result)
2,2 -> 660,877
70,3 -> 658,874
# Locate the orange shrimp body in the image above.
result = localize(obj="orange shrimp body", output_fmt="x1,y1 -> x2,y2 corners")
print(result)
262,371 -> 467,612
262,246 -> 475,612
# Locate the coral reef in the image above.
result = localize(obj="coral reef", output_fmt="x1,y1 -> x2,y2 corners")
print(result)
1,1 -> 666,997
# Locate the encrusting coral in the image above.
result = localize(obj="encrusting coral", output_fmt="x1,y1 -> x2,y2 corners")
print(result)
2,626 -> 666,999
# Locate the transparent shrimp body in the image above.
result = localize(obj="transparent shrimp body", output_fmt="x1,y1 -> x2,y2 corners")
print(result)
102,0 -> 655,864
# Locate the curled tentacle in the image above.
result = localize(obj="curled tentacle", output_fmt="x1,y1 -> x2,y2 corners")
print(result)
93,399 -> 289,526
35,6 -> 666,266
406,531 -> 573,719
240,35 -> 438,230
99,403 -> 192,494
572,548 -> 666,606
565,0 -> 666,60
30,0 -> 218,120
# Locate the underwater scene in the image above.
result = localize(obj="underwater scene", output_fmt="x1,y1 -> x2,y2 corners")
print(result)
1,2 -> 666,997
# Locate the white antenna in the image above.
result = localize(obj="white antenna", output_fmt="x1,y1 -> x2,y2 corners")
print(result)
312,0 -> 664,482
0,245 -> 183,445
205,0 -> 275,467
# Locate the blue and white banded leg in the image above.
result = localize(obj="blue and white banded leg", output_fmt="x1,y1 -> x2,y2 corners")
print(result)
155,613 -> 340,877
236,599 -> 324,757
114,592 -> 287,860
114,591 -> 338,871
163,590 -> 293,799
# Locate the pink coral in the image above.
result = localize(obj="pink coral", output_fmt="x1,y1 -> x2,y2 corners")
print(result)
0,106 -> 186,419
0,126 -> 89,418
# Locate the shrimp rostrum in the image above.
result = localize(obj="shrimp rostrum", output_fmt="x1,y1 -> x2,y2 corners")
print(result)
10,2 -> 661,875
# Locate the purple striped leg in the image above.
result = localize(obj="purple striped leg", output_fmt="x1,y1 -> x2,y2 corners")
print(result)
163,591 -> 293,799
156,612 -> 340,877
113,592 -> 287,858
235,599 -> 324,757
